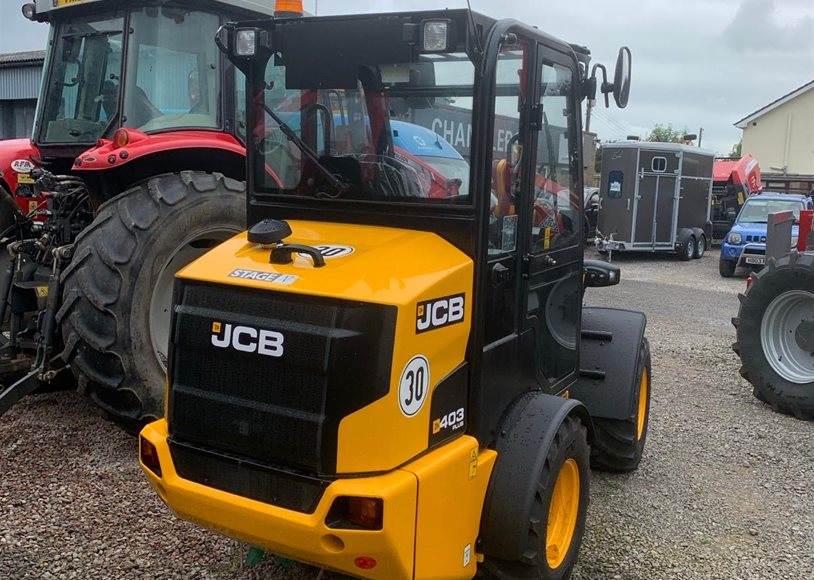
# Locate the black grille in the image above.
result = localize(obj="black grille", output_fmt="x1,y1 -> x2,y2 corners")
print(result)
168,282 -> 396,476
169,439 -> 329,513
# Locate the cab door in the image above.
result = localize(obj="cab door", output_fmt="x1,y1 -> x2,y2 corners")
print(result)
521,44 -> 583,394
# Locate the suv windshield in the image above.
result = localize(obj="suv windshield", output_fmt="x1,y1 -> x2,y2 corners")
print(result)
39,13 -> 124,144
739,198 -> 803,223
253,53 -> 475,204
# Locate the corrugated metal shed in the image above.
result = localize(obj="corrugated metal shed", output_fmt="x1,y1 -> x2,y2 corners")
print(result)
0,51 -> 45,101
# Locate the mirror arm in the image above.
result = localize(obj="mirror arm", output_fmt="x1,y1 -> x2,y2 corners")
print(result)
590,63 -> 611,108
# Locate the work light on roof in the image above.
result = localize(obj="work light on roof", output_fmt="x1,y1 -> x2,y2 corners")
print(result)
236,29 -> 257,57
422,20 -> 452,52
21,3 -> 36,20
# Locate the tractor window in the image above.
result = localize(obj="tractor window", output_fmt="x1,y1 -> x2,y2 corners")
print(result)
123,8 -> 221,132
38,13 -> 124,144
488,45 -> 526,257
252,53 -> 475,204
531,60 -> 579,252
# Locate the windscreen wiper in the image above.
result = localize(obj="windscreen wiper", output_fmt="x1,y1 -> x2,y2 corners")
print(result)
262,104 -> 350,193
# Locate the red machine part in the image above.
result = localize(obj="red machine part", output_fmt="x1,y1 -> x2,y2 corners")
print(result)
713,154 -> 762,198
798,209 -> 814,252
0,138 -> 47,217
73,128 -> 246,171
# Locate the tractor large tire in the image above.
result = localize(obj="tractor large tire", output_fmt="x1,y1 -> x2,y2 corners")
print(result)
733,251 -> 814,420
590,338 -> 651,472
484,415 -> 590,580
58,172 -> 245,428
0,184 -> 25,240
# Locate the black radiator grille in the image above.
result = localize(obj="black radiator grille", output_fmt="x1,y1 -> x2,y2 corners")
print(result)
168,282 -> 396,476
169,439 -> 329,513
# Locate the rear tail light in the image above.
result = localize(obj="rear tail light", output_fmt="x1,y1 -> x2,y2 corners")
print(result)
354,556 -> 377,570
326,496 -> 383,530
140,436 -> 162,477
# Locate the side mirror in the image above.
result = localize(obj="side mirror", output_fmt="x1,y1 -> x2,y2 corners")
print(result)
583,259 -> 621,288
612,46 -> 631,108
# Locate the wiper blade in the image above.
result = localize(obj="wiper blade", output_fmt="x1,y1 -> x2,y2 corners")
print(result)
61,29 -> 122,40
262,104 -> 349,193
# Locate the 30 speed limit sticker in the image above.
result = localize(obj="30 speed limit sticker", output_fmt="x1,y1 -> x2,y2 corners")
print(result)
399,355 -> 430,417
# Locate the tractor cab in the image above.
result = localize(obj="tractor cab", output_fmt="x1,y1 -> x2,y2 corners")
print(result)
139,10 -> 648,579
21,0 -> 275,171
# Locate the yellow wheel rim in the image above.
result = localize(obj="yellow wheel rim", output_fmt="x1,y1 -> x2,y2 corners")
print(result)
546,458 -> 580,569
637,368 -> 648,441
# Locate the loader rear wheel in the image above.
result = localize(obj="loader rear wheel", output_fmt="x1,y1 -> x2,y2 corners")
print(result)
590,338 -> 651,472
485,416 -> 590,580
58,172 -> 245,428
733,251 -> 814,420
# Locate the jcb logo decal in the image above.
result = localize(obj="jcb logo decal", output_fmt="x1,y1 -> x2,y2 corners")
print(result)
416,293 -> 465,334
211,322 -> 284,357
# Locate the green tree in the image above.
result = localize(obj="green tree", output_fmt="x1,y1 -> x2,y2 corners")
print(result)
729,141 -> 742,158
646,123 -> 689,143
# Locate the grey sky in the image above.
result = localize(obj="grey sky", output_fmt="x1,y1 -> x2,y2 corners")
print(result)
1,0 -> 812,153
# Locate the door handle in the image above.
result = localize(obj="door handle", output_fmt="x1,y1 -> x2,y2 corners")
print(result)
627,199 -> 631,211
544,255 -> 557,267
491,263 -> 510,285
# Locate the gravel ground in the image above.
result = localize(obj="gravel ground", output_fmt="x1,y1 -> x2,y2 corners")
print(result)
1,248 -> 812,579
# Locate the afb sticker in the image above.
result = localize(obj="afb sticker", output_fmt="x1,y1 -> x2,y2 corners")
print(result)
399,355 -> 430,417
11,159 -> 34,174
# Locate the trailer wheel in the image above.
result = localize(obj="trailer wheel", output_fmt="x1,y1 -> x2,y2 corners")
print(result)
719,258 -> 736,278
590,338 -> 651,472
678,235 -> 695,261
733,252 -> 814,420
58,172 -> 245,428
484,415 -> 590,580
693,235 -> 706,259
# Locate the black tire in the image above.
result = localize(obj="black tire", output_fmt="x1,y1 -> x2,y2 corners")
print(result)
719,258 -> 736,278
0,184 -> 25,240
733,251 -> 814,420
590,338 -> 651,472
693,235 -> 706,259
678,235 -> 695,261
58,172 -> 245,428
484,416 -> 590,580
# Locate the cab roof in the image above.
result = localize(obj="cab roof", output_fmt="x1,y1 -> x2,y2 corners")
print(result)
32,0 -> 276,20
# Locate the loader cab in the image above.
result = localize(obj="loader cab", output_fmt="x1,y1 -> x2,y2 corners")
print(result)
221,10 -> 600,442
24,0 -> 271,163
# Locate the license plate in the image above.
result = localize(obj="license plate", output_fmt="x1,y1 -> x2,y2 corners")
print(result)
745,256 -> 764,265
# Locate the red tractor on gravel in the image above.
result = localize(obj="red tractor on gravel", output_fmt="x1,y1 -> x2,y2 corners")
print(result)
734,210 -> 814,420
0,0 -> 285,426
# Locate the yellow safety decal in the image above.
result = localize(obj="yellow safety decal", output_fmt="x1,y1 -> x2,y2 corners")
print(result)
468,447 -> 478,480
544,228 -> 552,249
17,174 -> 35,185
57,0 -> 87,5
211,321 -> 221,333
28,201 -> 39,213
36,286 -> 49,298
432,418 -> 441,435
560,390 -> 570,399
738,191 -> 745,205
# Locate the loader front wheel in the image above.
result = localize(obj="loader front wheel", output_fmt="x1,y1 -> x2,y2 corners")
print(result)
590,338 -> 651,472
58,172 -> 245,428
485,415 -> 590,580
733,251 -> 814,420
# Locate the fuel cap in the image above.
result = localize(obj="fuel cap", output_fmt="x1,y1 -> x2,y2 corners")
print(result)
248,219 -> 292,245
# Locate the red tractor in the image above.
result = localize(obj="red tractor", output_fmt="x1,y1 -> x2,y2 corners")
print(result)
711,154 -> 762,240
0,0 -> 287,426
